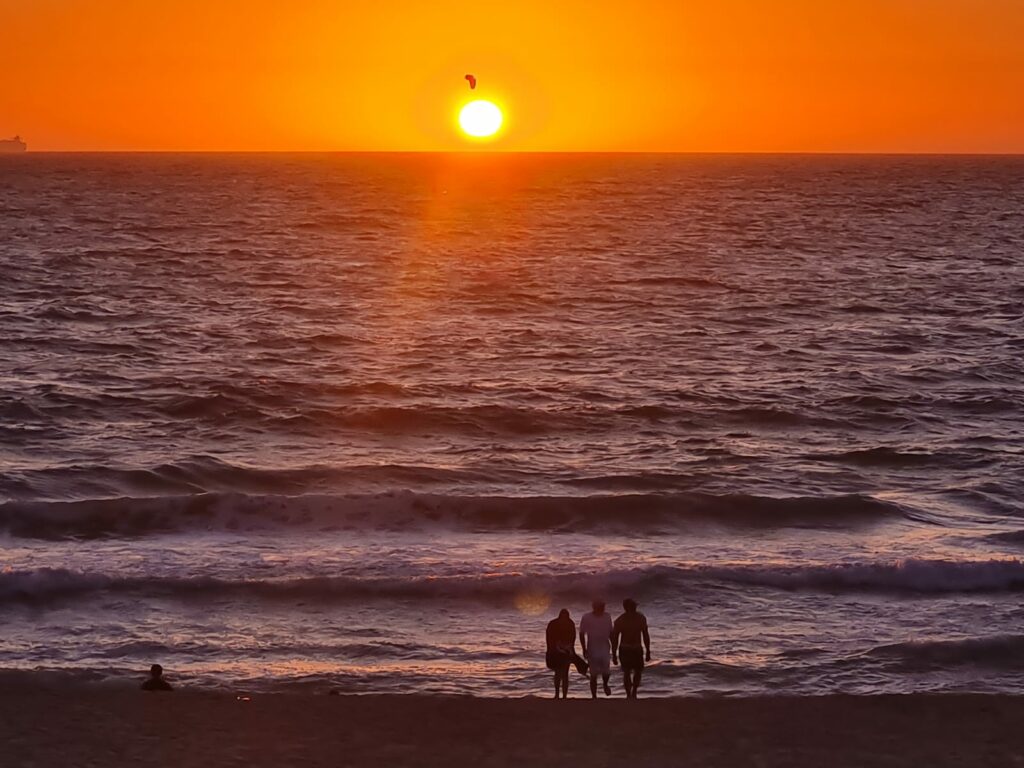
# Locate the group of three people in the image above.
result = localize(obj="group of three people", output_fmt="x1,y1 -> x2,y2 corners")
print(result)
545,598 -> 651,699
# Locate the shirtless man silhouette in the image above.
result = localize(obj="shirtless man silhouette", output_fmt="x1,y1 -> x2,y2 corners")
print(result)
612,598 -> 651,699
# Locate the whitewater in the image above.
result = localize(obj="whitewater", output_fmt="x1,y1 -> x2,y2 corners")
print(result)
1,152 -> 1023,695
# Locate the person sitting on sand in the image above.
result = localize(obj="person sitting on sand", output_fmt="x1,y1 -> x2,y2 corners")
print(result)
141,664 -> 173,691
546,608 -> 579,699
612,598 -> 651,699
580,599 -> 614,698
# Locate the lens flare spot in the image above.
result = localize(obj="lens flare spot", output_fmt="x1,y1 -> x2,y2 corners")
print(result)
514,590 -> 551,616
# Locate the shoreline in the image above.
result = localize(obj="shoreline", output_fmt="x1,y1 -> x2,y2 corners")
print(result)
4,691 -> 1023,767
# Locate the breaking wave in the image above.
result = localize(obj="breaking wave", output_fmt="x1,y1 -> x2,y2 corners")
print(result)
5,558 -> 1023,607
0,490 -> 906,539
867,634 -> 1024,671
706,558 -> 1024,594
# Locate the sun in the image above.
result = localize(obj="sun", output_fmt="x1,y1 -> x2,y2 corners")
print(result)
458,100 -> 503,139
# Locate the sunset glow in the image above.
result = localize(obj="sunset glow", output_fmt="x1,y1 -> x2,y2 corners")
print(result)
3,1 -> 1023,152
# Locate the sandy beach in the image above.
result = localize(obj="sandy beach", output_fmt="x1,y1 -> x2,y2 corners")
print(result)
3,691 -> 1023,767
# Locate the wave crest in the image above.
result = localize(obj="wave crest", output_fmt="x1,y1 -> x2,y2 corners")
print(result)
0,490 -> 904,539
867,634 -> 1024,671
4,558 -> 1023,607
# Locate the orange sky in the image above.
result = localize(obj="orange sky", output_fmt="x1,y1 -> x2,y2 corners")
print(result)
2,0 -> 1023,152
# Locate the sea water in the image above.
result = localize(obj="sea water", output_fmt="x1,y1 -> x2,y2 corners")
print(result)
1,153 -> 1023,695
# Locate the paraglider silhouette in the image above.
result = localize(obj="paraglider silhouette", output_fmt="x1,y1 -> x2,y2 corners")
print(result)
465,74 -> 477,90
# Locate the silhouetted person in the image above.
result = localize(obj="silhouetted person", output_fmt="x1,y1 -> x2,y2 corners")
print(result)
141,663 -> 173,691
580,599 -> 613,698
545,609 -> 578,699
612,598 -> 651,699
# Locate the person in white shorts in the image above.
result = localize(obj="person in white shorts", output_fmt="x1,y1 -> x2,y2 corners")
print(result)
579,599 -> 614,698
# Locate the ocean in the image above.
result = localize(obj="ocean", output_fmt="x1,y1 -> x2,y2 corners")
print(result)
1,153 -> 1023,696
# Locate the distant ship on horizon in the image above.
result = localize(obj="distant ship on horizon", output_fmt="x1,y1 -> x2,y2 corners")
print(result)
0,135 -> 27,153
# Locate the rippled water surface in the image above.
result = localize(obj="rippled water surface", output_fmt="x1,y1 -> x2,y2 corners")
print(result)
1,153 -> 1023,695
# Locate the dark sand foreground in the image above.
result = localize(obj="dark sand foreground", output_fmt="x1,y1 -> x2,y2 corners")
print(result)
3,691 -> 1024,767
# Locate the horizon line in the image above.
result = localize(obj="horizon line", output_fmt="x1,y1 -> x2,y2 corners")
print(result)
8,150 -> 1024,157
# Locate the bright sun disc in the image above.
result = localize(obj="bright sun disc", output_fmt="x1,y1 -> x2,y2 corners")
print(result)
459,100 -> 503,138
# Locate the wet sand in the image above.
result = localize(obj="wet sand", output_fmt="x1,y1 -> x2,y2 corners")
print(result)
3,691 -> 1022,767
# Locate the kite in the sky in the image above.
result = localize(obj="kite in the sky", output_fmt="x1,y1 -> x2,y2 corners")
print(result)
465,74 -> 477,90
